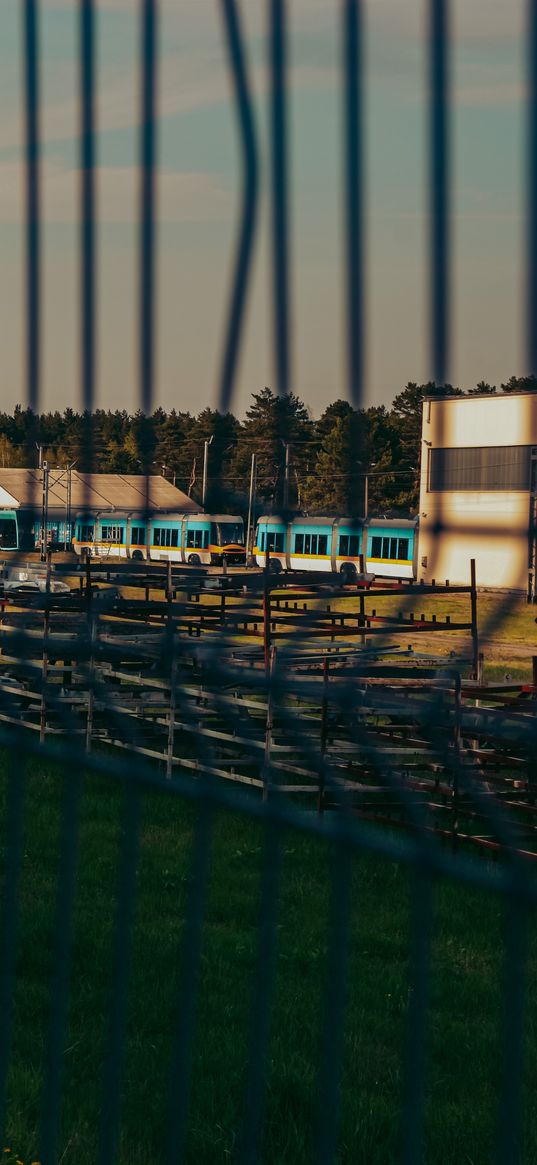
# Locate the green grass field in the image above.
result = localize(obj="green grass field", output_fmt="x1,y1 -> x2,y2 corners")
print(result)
1,757 -> 537,1164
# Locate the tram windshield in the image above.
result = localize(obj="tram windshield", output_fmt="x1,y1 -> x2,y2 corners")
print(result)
217,522 -> 244,546
0,517 -> 18,549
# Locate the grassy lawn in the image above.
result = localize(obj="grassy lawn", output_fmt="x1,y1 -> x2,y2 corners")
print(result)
0,758 -> 536,1164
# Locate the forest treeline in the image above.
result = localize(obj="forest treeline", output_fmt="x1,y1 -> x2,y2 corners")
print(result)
0,376 -> 532,517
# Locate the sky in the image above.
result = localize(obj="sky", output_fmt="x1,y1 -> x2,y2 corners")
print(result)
0,0 -> 529,418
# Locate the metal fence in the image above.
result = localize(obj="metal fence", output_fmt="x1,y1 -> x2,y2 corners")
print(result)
0,2 -> 535,1163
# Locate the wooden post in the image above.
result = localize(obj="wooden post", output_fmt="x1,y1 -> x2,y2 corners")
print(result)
263,578 -> 271,674
318,658 -> 329,814
470,558 -> 479,679
40,552 -> 52,743
528,657 -> 537,803
452,672 -> 461,852
85,683 -> 94,752
262,646 -> 276,802
85,549 -> 92,606
85,556 -> 95,753
166,656 -> 177,779
358,554 -> 366,647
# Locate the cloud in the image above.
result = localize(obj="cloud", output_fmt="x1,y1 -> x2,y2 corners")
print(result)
0,157 -> 232,224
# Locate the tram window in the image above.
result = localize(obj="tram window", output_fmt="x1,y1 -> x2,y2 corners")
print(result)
101,525 -> 123,543
203,530 -> 209,549
131,526 -> 145,546
318,535 -> 328,555
187,528 -> 204,548
311,535 -> 319,555
339,534 -> 349,555
260,532 -> 265,551
303,534 -> 310,554
349,536 -> 359,557
371,536 -> 382,557
171,529 -> 178,547
390,538 -> 398,559
78,524 -> 93,542
267,532 -> 284,552
398,538 -> 409,560
294,533 -> 304,553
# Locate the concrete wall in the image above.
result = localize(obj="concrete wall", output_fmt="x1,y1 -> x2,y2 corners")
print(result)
419,394 -> 537,590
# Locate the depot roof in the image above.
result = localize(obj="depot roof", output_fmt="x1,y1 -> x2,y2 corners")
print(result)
0,470 -> 203,515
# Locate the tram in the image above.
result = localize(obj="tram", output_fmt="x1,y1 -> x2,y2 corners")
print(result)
254,515 -> 417,581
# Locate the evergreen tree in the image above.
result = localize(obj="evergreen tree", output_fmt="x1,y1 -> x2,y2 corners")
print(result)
500,375 -> 537,393
229,387 -> 313,511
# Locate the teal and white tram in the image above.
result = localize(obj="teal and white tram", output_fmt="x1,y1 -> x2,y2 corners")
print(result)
254,515 -> 418,581
72,511 -> 245,565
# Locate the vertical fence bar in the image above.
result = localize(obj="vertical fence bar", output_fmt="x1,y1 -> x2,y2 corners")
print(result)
0,758 -> 26,1146
343,0 -> 364,409
239,823 -> 281,1164
495,894 -> 528,1165
39,769 -> 83,1165
23,0 -> 40,415
165,805 -> 213,1164
140,0 -> 158,419
315,841 -> 352,1165
528,0 -> 537,372
80,0 -> 95,415
218,0 -> 259,414
399,867 -> 433,1165
429,0 -> 450,385
98,782 -> 140,1165
270,0 -> 290,397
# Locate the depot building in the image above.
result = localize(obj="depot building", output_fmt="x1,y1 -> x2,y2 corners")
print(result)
0,469 -> 201,551
418,391 -> 537,595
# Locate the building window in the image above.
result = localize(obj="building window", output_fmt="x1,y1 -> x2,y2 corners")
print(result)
429,446 -> 532,491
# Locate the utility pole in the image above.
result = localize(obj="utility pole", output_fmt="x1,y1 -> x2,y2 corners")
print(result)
65,462 -> 75,550
41,460 -> 49,562
202,435 -> 214,508
282,441 -> 291,512
246,452 -> 257,560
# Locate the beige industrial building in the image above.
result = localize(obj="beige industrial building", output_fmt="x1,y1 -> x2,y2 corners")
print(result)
418,392 -> 537,594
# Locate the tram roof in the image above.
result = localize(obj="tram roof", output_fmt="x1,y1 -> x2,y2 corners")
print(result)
257,514 -> 417,528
